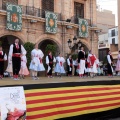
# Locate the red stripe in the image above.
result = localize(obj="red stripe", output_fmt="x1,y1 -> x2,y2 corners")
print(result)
27,96 -> 120,112
26,102 -> 120,119
26,91 -> 120,104
25,87 -> 120,97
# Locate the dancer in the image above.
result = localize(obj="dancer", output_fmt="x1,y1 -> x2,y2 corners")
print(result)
54,53 -> 65,77
0,46 -> 7,79
19,54 -> 29,79
115,50 -> 120,76
46,51 -> 56,78
29,44 -> 45,80
67,55 -> 73,76
107,50 -> 113,77
78,46 -> 85,78
87,50 -> 98,78
9,39 -> 26,80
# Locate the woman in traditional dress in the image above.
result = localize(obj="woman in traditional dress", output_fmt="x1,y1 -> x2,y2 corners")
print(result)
19,54 -> 29,79
67,55 -> 73,76
54,53 -> 65,77
29,44 -> 45,80
107,50 -> 113,77
87,50 -> 98,78
115,50 -> 120,75
46,51 -> 56,78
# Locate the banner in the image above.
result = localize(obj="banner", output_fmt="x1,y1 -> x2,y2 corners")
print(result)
6,3 -> 22,31
0,86 -> 26,120
78,18 -> 88,38
45,11 -> 58,34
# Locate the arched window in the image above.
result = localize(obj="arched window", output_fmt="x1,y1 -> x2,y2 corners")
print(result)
2,0 -> 18,10
42,0 -> 54,12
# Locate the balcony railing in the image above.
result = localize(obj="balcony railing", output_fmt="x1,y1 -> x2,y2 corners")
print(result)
0,4 -> 61,21
71,16 -> 91,26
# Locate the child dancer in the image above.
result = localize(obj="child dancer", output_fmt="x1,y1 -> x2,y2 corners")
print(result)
19,54 -> 29,79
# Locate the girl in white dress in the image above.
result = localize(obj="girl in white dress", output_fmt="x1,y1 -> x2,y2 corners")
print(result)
54,53 -> 65,77
19,54 -> 29,79
29,44 -> 45,80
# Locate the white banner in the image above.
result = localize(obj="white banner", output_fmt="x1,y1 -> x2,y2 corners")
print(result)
0,86 -> 26,120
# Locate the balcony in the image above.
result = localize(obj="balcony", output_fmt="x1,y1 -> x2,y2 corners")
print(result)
0,4 -> 61,21
71,15 -> 91,26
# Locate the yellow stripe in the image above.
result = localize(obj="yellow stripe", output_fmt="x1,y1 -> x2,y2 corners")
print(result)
33,105 -> 120,120
27,100 -> 120,115
27,94 -> 120,108
25,85 -> 120,93
26,89 -> 120,101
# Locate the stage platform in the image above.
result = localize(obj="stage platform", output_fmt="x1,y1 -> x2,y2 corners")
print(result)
1,76 -> 120,120
0,76 -> 120,86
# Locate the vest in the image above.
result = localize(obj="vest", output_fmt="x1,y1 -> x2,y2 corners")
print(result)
48,55 -> 53,63
13,43 -> 21,54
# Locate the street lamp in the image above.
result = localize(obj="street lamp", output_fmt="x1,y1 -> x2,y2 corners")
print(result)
73,36 -> 77,44
67,39 -> 72,49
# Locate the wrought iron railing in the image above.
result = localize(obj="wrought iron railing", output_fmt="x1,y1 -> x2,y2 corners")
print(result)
71,16 -> 91,26
0,4 -> 61,21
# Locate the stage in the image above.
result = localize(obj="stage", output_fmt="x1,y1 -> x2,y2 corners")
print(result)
0,76 -> 120,86
1,76 -> 120,120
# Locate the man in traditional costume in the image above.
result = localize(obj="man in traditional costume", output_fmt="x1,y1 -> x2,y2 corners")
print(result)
107,50 -> 113,77
78,46 -> 85,78
67,55 -> 73,76
54,53 -> 65,77
0,46 -> 7,79
9,39 -> 26,80
46,51 -> 56,78
29,44 -> 45,80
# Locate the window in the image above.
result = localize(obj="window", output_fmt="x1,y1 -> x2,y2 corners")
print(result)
111,29 -> 115,37
42,0 -> 54,12
2,0 -> 18,10
112,38 -> 115,44
74,2 -> 84,18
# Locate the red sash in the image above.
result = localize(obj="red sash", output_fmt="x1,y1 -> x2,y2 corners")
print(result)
39,58 -> 42,63
60,61 -> 62,66
90,55 -> 96,66
12,54 -> 21,57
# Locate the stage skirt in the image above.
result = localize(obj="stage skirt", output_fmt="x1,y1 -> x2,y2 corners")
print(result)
87,62 -> 98,73
54,63 -> 65,73
29,58 -> 45,71
19,67 -> 29,75
115,59 -> 120,71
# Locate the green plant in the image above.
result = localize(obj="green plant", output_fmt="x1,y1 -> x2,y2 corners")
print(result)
24,42 -> 34,67
45,44 -> 57,56
72,54 -> 78,60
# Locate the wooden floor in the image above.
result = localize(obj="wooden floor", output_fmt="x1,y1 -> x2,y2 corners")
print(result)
0,76 -> 120,86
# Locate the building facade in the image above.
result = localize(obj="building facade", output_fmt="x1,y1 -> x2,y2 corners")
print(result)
97,9 -> 115,34
0,0 -> 98,58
